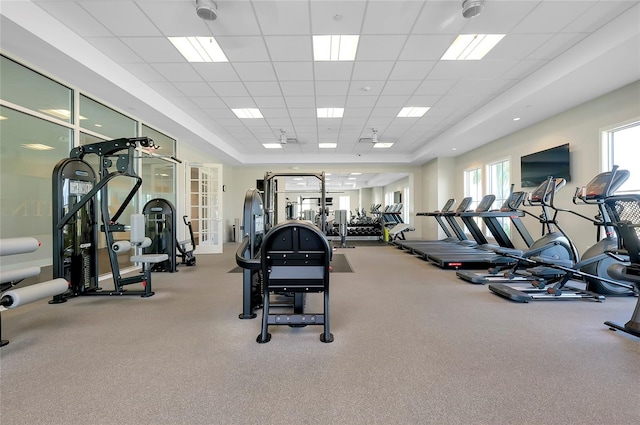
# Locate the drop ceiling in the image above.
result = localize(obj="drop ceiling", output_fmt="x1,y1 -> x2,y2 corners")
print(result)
1,0 -> 639,168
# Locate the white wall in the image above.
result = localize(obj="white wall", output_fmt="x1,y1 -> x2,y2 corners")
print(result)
453,80 -> 640,254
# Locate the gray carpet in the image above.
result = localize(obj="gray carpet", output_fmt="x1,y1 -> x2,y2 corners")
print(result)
1,243 -> 639,425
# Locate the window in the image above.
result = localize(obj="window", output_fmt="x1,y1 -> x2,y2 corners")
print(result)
603,121 -> 640,193
487,159 -> 511,237
339,196 -> 351,213
79,94 -> 137,139
141,125 -> 177,205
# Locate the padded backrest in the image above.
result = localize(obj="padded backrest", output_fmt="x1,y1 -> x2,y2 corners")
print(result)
604,194 -> 640,265
261,220 -> 331,291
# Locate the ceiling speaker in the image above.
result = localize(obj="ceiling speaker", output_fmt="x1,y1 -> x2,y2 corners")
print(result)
196,0 -> 218,21
462,0 -> 484,19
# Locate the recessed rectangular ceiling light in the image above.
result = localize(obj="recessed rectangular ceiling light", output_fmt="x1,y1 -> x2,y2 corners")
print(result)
441,34 -> 505,60
313,35 -> 359,61
317,108 -> 344,118
319,143 -> 337,149
0,116 -> 7,120
232,108 -> 263,119
262,143 -> 282,149
373,142 -> 394,149
22,143 -> 55,151
168,37 -> 228,62
397,106 -> 430,118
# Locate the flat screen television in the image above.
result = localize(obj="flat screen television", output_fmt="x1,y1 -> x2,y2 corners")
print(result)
520,143 -> 571,187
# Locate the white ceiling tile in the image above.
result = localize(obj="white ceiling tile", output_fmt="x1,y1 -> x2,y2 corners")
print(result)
213,118 -> 245,127
147,82 -> 184,98
361,0 -> 424,34
348,81 -> 385,96
528,33 -> 589,61
314,62 -> 354,81
461,60 -> 519,80
136,1 -> 211,36
244,81 -> 282,96
252,0 -> 311,35
414,79 -> 457,96
407,95 -> 440,106
343,108 -> 373,118
389,62 -> 435,81
126,63 -> 166,82
86,37 -> 142,63
315,81 -> 350,96
80,1 -> 162,37
280,81 -> 315,96
459,1 -> 539,34
273,62 -> 314,81
564,1 -> 637,33
216,36 -> 270,62
356,35 -> 408,61
37,1 -> 111,37
154,63 -> 203,82
309,1 -> 366,34
217,96 -> 254,108
512,1 -> 596,34
209,82 -> 250,97
370,107 -> 402,117
121,37 -> 184,63
375,95 -> 411,108
192,97 -> 227,109
264,36 -> 312,61
351,61 -> 395,81
285,96 -> 316,108
399,35 -> 454,61
261,107 -> 292,118
316,95 -> 347,107
411,0 -> 465,35
233,62 -> 277,82
173,82 -> 217,97
253,97 -> 287,109
204,108 -> 237,119
205,0 -> 262,36
265,118 -> 294,128
501,59 -> 547,80
381,80 -> 421,96
192,63 -> 240,82
449,79 -> 513,97
346,96 -> 378,108
289,108 -> 317,118
426,62 -> 472,80
487,34 -> 554,61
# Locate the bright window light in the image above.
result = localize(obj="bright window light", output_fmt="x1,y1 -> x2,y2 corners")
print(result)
350,172 -> 361,175
232,108 -> 263,119
0,116 -> 7,120
373,142 -> 394,149
317,108 -> 344,118
319,143 -> 337,149
313,35 -> 359,61
262,143 -> 282,149
21,143 -> 55,151
397,106 -> 430,118
168,37 -> 228,62
441,34 -> 505,60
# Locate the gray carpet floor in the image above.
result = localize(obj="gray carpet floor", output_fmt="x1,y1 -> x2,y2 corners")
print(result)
1,243 -> 639,425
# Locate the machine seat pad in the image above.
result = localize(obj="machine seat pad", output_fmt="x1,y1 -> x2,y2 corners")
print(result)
131,253 -> 169,264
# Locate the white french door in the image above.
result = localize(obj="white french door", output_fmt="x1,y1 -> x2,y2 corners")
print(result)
187,163 -> 222,254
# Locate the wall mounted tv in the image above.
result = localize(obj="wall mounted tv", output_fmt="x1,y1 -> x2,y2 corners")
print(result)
520,143 -> 571,187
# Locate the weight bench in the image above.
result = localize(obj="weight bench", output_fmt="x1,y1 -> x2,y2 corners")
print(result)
111,214 -> 168,297
257,220 -> 333,343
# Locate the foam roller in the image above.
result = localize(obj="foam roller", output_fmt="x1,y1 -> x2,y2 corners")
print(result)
1,266 -> 41,285
112,240 -> 132,253
1,279 -> 68,309
0,238 -> 40,257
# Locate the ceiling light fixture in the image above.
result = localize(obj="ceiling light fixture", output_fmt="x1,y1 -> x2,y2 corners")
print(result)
441,34 -> 505,60
313,35 -> 359,61
232,108 -> 263,118
319,143 -> 337,149
462,0 -> 484,19
317,108 -> 344,118
196,0 -> 218,21
397,106 -> 430,118
168,36 -> 228,62
262,143 -> 282,149
280,129 -> 287,145
21,143 -> 55,151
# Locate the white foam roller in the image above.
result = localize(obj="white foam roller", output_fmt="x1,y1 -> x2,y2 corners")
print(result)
130,214 -> 146,244
112,240 -> 132,253
1,266 -> 41,284
0,238 -> 40,257
2,279 -> 68,308
139,237 -> 152,249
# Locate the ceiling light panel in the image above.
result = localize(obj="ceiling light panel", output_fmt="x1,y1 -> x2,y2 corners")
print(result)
262,143 -> 282,149
373,142 -> 394,149
313,35 -> 359,61
168,37 -> 228,62
441,34 -> 505,60
317,108 -> 344,118
319,143 -> 337,149
232,108 -> 264,119
397,107 -> 430,118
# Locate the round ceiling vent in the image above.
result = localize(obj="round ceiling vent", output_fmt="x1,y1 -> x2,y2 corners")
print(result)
196,0 -> 218,21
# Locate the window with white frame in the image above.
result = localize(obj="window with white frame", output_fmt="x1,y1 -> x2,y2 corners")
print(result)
602,121 -> 640,193
487,159 -> 511,237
